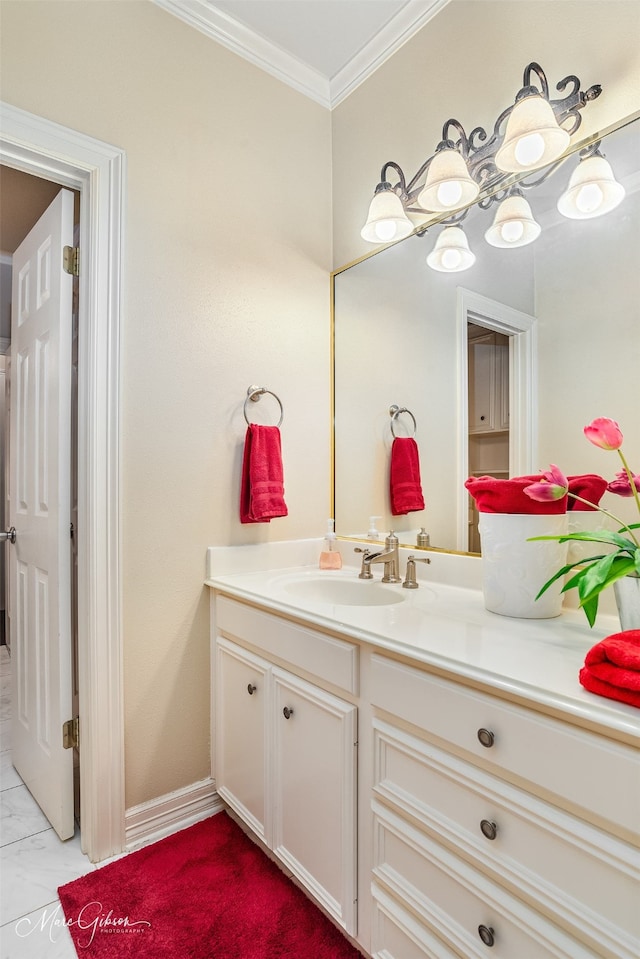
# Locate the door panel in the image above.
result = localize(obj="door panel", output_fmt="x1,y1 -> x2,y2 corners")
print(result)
9,189 -> 74,840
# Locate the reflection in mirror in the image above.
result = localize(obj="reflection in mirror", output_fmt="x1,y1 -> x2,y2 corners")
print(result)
333,114 -> 640,555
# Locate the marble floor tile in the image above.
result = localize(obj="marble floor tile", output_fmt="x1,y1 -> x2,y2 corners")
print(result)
1,902 -> 78,959
0,750 -> 22,791
0,828 -> 93,927
0,785 -> 50,847
0,721 -> 11,757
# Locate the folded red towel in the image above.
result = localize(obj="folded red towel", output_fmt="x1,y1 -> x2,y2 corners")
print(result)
465,474 -> 567,514
390,437 -> 425,515
240,425 -> 288,524
579,630 -> 640,708
567,474 -> 608,511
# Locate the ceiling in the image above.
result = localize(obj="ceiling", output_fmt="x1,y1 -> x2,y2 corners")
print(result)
151,0 -> 451,108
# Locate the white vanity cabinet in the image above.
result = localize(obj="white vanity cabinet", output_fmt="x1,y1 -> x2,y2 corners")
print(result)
213,597 -> 358,936
369,654 -> 639,959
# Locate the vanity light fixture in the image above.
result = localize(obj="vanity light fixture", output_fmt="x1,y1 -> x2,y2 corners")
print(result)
360,62 -> 601,245
484,188 -> 541,248
360,180 -> 414,242
426,225 -> 476,272
557,142 -> 626,219
417,136 -> 480,212
494,81 -> 570,172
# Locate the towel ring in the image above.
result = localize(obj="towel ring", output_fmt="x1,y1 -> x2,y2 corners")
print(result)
389,405 -> 417,438
244,385 -> 284,427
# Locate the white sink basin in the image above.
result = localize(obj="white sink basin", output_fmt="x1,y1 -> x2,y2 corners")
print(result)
282,576 -> 406,607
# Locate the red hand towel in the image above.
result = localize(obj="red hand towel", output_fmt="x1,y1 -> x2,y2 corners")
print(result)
579,630 -> 640,708
390,437 -> 425,515
240,425 -> 288,524
567,474 -> 608,511
465,475 -> 567,514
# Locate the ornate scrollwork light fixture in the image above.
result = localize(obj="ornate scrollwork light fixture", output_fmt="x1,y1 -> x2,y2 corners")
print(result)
360,62 -> 625,271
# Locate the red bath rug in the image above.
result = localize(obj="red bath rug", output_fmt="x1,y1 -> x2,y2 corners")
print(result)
58,811 -> 361,958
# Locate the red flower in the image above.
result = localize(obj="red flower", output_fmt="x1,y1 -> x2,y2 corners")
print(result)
524,464 -> 569,502
583,417 -> 624,451
607,469 -> 640,497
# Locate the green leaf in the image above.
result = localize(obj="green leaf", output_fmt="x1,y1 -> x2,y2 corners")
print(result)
534,555 -> 605,599
635,550 -> 640,575
574,556 -> 637,611
580,593 -> 599,628
530,530 -> 637,550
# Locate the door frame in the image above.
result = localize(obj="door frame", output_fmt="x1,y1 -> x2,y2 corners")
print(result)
456,287 -> 538,552
0,102 -> 125,862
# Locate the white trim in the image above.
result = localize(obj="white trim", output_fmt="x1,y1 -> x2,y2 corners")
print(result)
0,102 -> 125,863
151,0 -> 451,109
0,253 -> 12,266
125,778 -> 223,851
456,288 -> 537,552
152,0 -> 330,107
330,0 -> 452,107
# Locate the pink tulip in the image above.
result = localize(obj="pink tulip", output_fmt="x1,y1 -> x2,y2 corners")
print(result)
583,417 -> 624,451
524,464 -> 569,502
607,469 -> 640,497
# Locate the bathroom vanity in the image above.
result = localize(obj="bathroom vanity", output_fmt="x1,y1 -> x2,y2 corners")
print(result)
207,541 -> 639,959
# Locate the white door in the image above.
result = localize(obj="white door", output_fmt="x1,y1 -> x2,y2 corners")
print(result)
9,189 -> 74,840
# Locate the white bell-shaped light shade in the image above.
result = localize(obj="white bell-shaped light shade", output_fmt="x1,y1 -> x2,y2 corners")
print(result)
485,194 -> 541,248
426,226 -> 476,272
557,154 -> 625,219
360,189 -> 413,243
495,93 -> 570,172
417,148 -> 479,212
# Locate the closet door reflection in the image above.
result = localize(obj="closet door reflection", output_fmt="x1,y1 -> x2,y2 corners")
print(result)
467,325 -> 509,553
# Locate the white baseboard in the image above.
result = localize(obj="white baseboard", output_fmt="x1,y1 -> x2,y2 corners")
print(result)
124,777 -> 223,852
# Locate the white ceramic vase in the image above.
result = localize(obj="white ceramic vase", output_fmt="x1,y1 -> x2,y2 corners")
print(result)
613,575 -> 640,631
478,513 -> 569,619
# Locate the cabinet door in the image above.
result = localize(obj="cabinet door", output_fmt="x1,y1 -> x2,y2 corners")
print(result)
272,668 -> 358,935
468,333 -> 496,432
215,638 -> 270,844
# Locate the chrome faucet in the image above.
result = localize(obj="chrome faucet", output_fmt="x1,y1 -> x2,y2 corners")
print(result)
355,531 -> 402,583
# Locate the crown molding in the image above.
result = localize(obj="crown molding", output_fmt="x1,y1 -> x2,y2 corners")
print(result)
330,0 -> 451,108
152,0 -> 331,107
151,0 -> 451,110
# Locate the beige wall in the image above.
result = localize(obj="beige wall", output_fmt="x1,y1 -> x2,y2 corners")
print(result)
332,0 -> 640,268
0,0 -> 332,808
2,0 -> 638,816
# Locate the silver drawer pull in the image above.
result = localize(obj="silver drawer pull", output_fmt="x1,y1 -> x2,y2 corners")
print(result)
478,925 -> 495,947
283,706 -> 294,719
247,684 -> 257,695
480,819 -> 498,840
477,727 -> 495,748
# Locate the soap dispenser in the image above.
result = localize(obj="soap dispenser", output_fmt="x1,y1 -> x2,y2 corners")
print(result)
319,519 -> 342,569
417,528 -> 430,548
367,516 -> 382,540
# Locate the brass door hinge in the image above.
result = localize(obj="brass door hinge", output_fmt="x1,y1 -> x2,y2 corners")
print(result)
63,716 -> 79,749
63,245 -> 79,277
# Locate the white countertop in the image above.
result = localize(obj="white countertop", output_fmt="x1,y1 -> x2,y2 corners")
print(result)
206,541 -> 640,743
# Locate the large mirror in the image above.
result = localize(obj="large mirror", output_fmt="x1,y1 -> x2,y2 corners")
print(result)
333,112 -> 640,555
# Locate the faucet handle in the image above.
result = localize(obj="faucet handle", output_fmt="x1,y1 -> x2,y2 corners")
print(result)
354,546 -> 378,579
402,554 -> 431,589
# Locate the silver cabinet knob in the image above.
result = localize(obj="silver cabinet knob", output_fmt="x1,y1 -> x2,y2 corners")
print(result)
480,819 -> 498,840
247,684 -> 257,695
478,925 -> 495,947
477,727 -> 495,748
282,706 -> 294,719
0,528 -> 16,544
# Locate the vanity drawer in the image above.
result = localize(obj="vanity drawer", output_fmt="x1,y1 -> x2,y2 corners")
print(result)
373,802 -> 601,959
215,595 -> 358,694
371,886 -> 459,959
370,654 -> 640,838
373,719 -> 639,957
